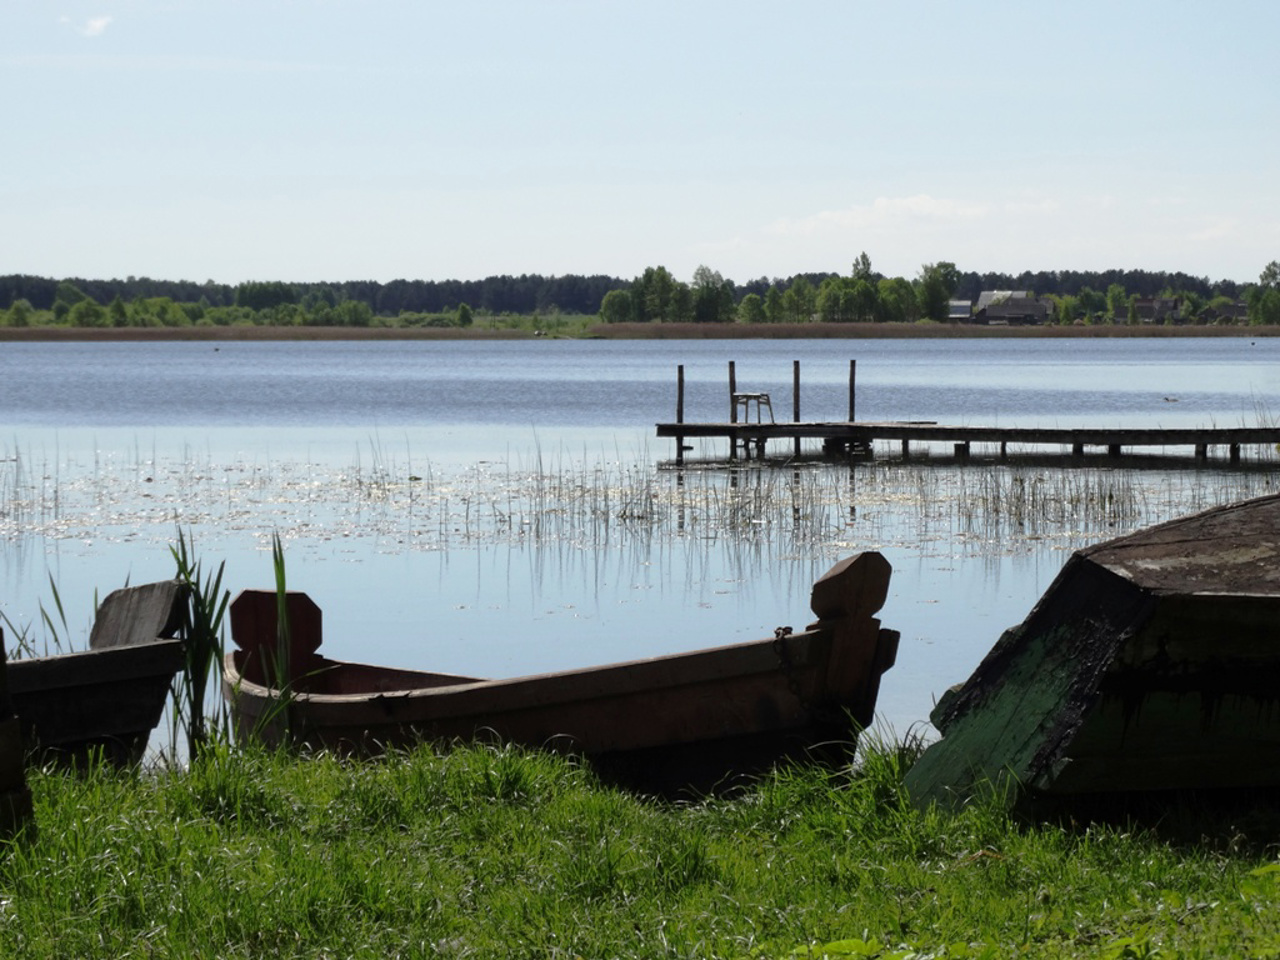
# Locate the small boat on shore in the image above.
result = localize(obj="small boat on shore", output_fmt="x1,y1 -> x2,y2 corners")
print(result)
905,493 -> 1280,809
222,552 -> 900,794
3,580 -> 187,768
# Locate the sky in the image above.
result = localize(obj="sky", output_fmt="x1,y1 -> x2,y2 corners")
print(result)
3,1 -> 1278,287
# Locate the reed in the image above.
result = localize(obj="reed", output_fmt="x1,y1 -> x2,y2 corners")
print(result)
169,529 -> 231,760
3,436 -> 1277,627
0,574 -> 72,659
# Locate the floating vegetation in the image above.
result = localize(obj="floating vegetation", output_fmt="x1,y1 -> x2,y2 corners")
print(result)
0,439 -> 1273,566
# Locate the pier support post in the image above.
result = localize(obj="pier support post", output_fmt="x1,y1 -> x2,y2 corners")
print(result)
999,441 -> 1008,461
1230,443 -> 1241,464
848,360 -> 857,423
901,439 -> 910,460
1072,442 -> 1084,458
728,361 -> 738,460
954,442 -> 970,459
728,361 -> 737,423
1195,443 -> 1208,462
676,364 -> 685,466
793,360 -> 801,459
1107,444 -> 1121,458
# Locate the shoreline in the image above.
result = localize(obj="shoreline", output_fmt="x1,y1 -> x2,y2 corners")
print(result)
0,321 -> 1273,342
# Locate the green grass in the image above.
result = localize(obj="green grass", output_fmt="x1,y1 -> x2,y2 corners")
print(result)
3,740 -> 1280,958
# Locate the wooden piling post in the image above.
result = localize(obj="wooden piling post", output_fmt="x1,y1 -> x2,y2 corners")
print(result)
675,365 -> 685,466
728,361 -> 738,460
848,360 -> 857,423
1230,443 -> 1241,464
793,360 -> 801,459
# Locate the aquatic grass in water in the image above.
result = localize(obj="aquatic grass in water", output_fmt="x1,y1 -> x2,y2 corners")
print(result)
1,435 -> 1273,562
2,434 -> 1276,731
0,573 -> 78,659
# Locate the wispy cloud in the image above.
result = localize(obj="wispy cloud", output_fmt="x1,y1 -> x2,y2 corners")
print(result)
60,15 -> 114,38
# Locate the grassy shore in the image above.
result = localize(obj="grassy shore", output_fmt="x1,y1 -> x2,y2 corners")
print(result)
0,321 -> 1275,342
3,740 -> 1279,958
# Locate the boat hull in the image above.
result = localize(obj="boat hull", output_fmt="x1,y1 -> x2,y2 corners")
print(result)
223,552 -> 899,794
7,640 -> 185,767
1,580 -> 187,769
905,493 -> 1280,807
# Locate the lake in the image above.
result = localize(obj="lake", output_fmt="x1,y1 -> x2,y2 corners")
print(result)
1,335 -> 1276,738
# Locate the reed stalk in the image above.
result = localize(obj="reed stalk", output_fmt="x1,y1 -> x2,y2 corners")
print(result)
170,528 -> 230,760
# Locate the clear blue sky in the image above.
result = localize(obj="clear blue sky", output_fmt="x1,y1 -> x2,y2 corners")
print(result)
3,1 -> 1277,287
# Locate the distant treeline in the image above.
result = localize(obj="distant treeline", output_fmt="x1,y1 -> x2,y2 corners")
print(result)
0,273 -> 620,317
0,267 -> 1247,315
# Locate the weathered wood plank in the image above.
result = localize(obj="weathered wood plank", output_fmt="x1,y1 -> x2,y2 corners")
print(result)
89,579 -> 187,649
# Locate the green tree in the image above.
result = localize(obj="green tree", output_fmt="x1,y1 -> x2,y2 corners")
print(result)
736,292 -> 766,324
1105,283 -> 1127,321
334,300 -> 373,326
782,277 -> 816,323
598,289 -> 632,324
456,302 -> 474,327
1206,294 -> 1239,323
845,277 -> 879,322
1248,262 -> 1280,325
55,281 -> 88,307
916,262 -> 958,322
875,277 -> 918,323
691,265 -> 734,323
852,250 -> 874,282
1076,286 -> 1105,320
236,281 -> 297,312
669,283 -> 694,323
763,285 -> 784,323
68,297 -> 106,327
816,276 -> 847,322
5,298 -> 33,327
635,266 -> 676,322
108,295 -> 129,327
1179,290 -> 1205,321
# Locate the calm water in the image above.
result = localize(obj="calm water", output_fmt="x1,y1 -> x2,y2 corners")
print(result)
1,336 -> 1277,736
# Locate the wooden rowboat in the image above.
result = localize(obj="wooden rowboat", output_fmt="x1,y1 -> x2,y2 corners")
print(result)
3,580 -> 187,768
222,552 -> 900,794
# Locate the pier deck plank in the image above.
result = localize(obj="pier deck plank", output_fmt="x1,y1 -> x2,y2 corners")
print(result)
655,420 -> 1280,459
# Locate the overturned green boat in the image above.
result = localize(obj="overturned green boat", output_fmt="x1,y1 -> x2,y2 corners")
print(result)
906,493 -> 1280,807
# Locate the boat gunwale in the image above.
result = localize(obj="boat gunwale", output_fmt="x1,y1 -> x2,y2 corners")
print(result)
223,625 -> 832,710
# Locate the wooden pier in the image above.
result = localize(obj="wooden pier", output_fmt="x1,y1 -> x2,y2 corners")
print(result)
656,360 -> 1280,465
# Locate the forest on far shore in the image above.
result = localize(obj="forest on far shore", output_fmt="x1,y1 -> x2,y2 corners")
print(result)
1,257 -> 1277,329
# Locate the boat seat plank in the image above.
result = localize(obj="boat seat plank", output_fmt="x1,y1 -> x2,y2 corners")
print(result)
89,580 -> 188,650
